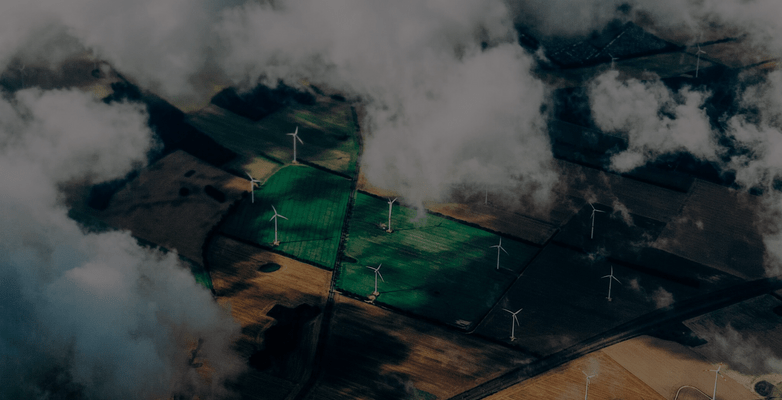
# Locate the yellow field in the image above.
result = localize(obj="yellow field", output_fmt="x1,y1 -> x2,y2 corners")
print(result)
305,294 -> 530,400
207,235 -> 332,399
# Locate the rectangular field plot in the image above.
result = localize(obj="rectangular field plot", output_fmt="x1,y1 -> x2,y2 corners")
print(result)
474,244 -> 706,357
186,99 -> 359,175
220,165 -> 352,269
337,192 -> 541,329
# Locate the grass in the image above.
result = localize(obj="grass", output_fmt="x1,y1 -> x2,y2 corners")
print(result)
187,98 -> 360,176
220,165 -> 352,269
337,192 -> 541,329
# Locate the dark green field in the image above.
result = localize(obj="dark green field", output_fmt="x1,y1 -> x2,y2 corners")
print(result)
220,165 -> 352,269
187,98 -> 359,175
337,193 -> 541,329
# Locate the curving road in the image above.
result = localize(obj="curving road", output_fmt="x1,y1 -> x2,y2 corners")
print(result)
449,277 -> 782,400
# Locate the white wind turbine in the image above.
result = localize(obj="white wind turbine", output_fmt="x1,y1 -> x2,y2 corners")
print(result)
287,126 -> 303,163
490,238 -> 509,270
707,363 -> 726,400
695,45 -> 706,78
589,203 -> 606,240
245,172 -> 261,203
583,371 -> 597,400
609,53 -> 618,70
366,263 -> 384,296
269,205 -> 288,246
386,198 -> 397,233
502,307 -> 522,341
601,266 -> 621,301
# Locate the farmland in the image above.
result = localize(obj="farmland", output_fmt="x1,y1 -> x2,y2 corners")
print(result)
337,192 -> 541,329
484,350 -> 664,400
654,180 -> 766,279
220,165 -> 352,269
304,295 -> 529,400
473,244 -> 714,355
207,235 -> 332,400
65,149 -> 247,268
186,95 -> 360,175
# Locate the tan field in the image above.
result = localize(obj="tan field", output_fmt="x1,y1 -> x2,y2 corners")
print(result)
305,294 -> 531,400
603,336 -> 758,400
485,351 -> 665,400
207,235 -> 332,399
78,150 -> 253,265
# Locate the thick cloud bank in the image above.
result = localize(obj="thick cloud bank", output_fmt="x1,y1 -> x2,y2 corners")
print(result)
0,90 -> 243,399
216,0 -> 557,207
589,71 -> 718,173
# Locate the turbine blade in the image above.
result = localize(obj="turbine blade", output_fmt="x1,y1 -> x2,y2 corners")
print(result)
612,276 -> 621,283
296,135 -> 304,144
295,126 -> 298,135
515,308 -> 523,314
269,215 -> 276,221
377,271 -> 384,282
601,275 -> 610,279
377,263 -> 382,269
278,214 -> 288,220
595,209 -> 606,213
245,172 -> 253,179
502,308 -> 513,314
366,266 -> 374,270
272,205 -> 277,213
490,245 -> 499,249
513,315 -> 519,326
500,246 -> 509,255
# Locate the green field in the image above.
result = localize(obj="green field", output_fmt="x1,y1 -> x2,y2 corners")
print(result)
220,165 -> 352,269
187,98 -> 360,175
338,193 -> 541,329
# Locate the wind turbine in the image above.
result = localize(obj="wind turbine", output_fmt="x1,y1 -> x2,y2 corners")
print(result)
287,126 -> 303,163
707,363 -> 726,400
695,45 -> 706,78
589,203 -> 606,240
490,237 -> 509,270
583,371 -> 597,400
366,263 -> 384,296
609,53 -> 618,70
245,172 -> 261,203
601,266 -> 621,301
386,198 -> 397,233
502,307 -> 522,341
269,205 -> 288,246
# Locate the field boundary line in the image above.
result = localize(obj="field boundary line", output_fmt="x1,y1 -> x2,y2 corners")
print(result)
217,232 -> 335,272
291,104 -> 363,400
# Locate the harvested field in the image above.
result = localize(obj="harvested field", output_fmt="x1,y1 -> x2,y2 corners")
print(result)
603,335 -> 758,400
207,235 -> 331,400
304,295 -> 529,400
220,165 -> 352,269
186,97 -> 359,175
484,351 -> 665,400
683,295 -> 782,391
338,192 -> 541,329
654,180 -> 766,279
71,150 -> 247,267
556,159 -> 689,222
474,244 -> 709,355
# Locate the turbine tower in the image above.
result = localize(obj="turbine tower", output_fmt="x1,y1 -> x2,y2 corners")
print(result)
583,371 -> 597,400
366,263 -> 384,296
245,172 -> 261,203
269,205 -> 288,246
695,45 -> 706,78
601,266 -> 621,301
708,363 -> 725,400
386,198 -> 397,233
609,53 -> 618,70
287,126 -> 303,163
490,238 -> 509,270
502,307 -> 522,341
589,203 -> 606,240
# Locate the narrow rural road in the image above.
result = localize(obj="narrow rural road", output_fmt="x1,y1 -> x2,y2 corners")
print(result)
449,277 -> 782,400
